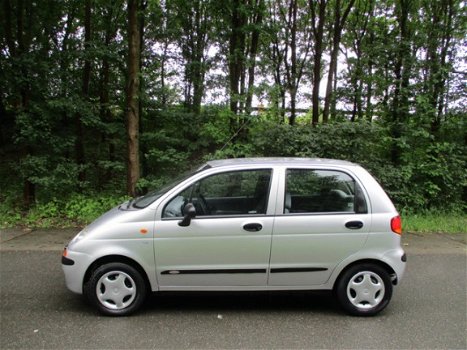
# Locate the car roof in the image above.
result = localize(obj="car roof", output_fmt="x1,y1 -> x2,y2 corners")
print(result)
206,157 -> 357,168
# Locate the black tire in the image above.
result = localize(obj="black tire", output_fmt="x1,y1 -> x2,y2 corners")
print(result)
335,263 -> 393,316
83,262 -> 147,316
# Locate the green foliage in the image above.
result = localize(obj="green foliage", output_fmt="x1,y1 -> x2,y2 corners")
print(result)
407,142 -> 465,211
249,120 -> 388,166
215,119 -> 466,213
382,115 -> 467,212
0,194 -> 22,228
210,142 -> 257,160
0,0 -> 465,229
0,194 -> 129,229
63,194 -> 130,224
139,106 -> 232,184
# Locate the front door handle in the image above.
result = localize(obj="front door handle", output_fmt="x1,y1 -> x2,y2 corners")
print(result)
243,223 -> 263,232
345,220 -> 364,229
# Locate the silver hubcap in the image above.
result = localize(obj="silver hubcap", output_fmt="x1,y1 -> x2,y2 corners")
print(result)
96,271 -> 136,310
347,271 -> 385,310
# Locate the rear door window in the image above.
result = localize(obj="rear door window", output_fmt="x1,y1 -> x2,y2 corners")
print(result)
284,169 -> 367,214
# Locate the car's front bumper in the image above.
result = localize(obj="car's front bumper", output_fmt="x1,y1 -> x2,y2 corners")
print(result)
62,247 -> 93,294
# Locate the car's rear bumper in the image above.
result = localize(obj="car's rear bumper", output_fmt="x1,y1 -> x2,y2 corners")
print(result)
382,248 -> 407,284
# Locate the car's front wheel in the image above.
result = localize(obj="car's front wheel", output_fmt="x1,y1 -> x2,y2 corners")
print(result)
335,263 -> 393,316
84,262 -> 147,316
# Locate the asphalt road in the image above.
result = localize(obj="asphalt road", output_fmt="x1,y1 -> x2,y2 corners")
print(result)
0,229 -> 466,349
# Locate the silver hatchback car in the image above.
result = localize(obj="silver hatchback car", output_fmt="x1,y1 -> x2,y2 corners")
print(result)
62,158 -> 406,316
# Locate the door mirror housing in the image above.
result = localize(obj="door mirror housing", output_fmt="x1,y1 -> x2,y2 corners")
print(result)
178,203 -> 196,227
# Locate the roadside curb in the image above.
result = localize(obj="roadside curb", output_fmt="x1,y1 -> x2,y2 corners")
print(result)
0,228 -> 80,251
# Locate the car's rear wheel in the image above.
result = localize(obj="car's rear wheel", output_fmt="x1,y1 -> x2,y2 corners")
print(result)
84,262 -> 147,316
335,263 -> 393,316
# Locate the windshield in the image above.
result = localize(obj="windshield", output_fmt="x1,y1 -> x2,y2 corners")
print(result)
132,164 -> 210,208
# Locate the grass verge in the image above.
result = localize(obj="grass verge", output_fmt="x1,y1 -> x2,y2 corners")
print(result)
402,212 -> 466,234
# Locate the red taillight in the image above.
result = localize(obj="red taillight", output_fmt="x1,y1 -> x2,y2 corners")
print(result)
391,216 -> 402,235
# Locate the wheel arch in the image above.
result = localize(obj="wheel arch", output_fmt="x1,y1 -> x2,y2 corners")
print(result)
83,255 -> 152,292
333,259 -> 397,290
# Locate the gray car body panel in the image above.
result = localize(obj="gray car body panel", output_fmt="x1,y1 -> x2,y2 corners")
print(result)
63,158 -> 405,294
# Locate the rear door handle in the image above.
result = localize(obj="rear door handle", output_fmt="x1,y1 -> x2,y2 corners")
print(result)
345,220 -> 364,229
243,223 -> 263,232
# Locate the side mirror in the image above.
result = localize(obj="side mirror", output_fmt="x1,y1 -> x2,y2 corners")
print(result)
178,203 -> 196,227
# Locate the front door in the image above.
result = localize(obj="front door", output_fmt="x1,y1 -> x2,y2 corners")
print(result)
154,168 -> 275,289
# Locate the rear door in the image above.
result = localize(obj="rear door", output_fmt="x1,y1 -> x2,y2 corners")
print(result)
269,167 -> 370,286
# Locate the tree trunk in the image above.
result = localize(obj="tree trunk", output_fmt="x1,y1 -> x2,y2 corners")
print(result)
229,0 -> 242,118
391,0 -> 411,164
289,0 -> 298,124
99,22 -> 112,186
139,1 -> 148,182
98,3 -> 122,188
310,0 -> 327,125
4,0 -> 36,207
160,41 -> 168,108
126,0 -> 141,197
428,0 -> 454,133
76,0 -> 92,186
366,30 -> 374,121
245,0 -> 264,115
178,0 -> 207,115
323,0 -> 355,122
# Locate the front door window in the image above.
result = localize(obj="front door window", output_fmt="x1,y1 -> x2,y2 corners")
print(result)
163,169 -> 272,218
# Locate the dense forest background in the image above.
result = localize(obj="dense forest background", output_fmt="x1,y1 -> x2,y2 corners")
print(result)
0,0 -> 465,225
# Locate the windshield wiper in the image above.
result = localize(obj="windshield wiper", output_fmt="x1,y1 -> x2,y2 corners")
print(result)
126,198 -> 135,209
